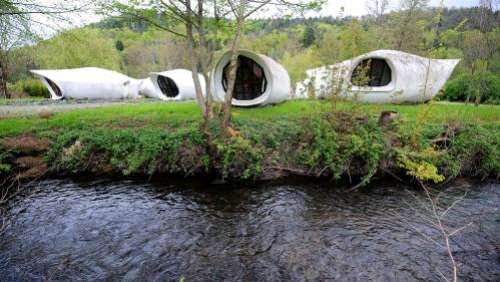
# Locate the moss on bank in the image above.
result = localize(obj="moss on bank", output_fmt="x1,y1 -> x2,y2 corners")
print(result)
0,100 -> 499,187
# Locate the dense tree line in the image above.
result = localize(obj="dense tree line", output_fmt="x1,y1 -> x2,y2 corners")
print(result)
91,6 -> 499,34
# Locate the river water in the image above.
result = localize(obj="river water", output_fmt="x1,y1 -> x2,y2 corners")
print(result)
0,179 -> 498,281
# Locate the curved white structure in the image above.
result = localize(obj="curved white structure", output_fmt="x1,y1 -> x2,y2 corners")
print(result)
211,50 -> 291,107
30,67 -> 157,100
295,50 -> 460,103
149,69 -> 205,101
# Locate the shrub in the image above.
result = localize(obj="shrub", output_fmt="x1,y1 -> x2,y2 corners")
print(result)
0,151 -> 11,174
442,72 -> 500,104
397,147 -> 446,183
398,123 -> 500,180
448,124 -> 500,177
47,125 -> 208,176
300,112 -> 385,185
9,79 -> 50,98
214,135 -> 264,180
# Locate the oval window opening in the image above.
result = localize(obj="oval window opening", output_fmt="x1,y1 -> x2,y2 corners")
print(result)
45,78 -> 63,98
157,76 -> 179,98
222,55 -> 268,100
351,58 -> 391,87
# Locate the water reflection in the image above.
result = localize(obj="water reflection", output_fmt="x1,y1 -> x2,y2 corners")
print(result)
0,179 -> 498,281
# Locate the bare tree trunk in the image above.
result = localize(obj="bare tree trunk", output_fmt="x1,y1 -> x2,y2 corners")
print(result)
479,0 -> 493,33
395,0 -> 422,51
185,0 -> 207,116
221,19 -> 243,132
0,57 -> 9,99
205,0 -> 221,119
432,5 -> 443,49
478,0 -> 494,71
196,0 -> 213,123
396,11 -> 412,50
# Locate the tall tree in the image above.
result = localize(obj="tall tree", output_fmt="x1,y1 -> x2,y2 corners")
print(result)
365,0 -> 389,24
0,5 -> 30,98
221,0 -> 323,131
103,0 -> 228,129
478,0 -> 494,33
301,24 -> 316,47
393,0 -> 429,51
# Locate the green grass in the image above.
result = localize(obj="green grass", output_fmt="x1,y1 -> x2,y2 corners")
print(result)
0,100 -> 499,137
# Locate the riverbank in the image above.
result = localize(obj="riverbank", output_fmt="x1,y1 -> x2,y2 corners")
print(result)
1,100 -> 499,187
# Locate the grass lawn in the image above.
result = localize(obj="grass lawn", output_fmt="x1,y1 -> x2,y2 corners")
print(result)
0,100 -> 499,137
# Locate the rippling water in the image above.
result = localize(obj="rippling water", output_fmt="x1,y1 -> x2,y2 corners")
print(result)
0,179 -> 498,281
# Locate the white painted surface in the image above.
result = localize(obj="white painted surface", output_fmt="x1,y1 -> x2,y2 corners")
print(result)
149,69 -> 205,101
31,67 -> 144,100
295,50 -> 460,103
211,50 -> 291,107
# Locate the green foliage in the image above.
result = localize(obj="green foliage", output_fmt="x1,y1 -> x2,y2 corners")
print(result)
337,20 -> 375,59
240,30 -> 301,60
47,125 -> 207,176
315,20 -> 385,66
214,135 -> 264,180
301,25 -> 316,48
0,151 -> 11,174
0,163 -> 11,174
8,79 -> 50,98
459,29 -> 495,68
399,156 -> 445,183
396,122 -> 500,181
397,147 -> 446,183
442,72 -> 500,104
429,47 -> 463,60
300,112 -> 385,185
100,4 -> 183,35
281,48 -> 321,83
315,25 -> 343,65
448,124 -> 500,177
121,38 -> 188,77
115,39 -> 124,51
35,28 -> 122,71
46,120 -> 266,180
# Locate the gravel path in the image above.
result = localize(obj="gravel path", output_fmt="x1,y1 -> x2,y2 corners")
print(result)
0,99 -> 147,118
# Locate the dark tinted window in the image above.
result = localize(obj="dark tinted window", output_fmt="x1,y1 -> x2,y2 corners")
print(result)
222,56 -> 267,100
351,58 -> 391,87
157,76 -> 179,98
